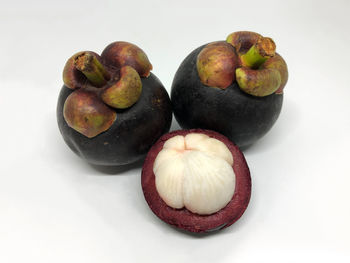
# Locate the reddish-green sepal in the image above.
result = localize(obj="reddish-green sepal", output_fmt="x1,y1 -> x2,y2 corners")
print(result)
101,66 -> 142,109
74,52 -> 110,87
263,54 -> 288,94
236,67 -> 281,97
101,42 -> 152,77
63,90 -> 117,138
226,31 -> 262,54
239,37 -> 276,69
196,42 -> 239,89
63,51 -> 104,90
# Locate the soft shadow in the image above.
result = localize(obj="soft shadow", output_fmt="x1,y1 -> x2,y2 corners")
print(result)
243,98 -> 299,155
170,118 -> 181,132
171,227 -> 214,238
88,158 -> 144,175
239,144 -> 253,152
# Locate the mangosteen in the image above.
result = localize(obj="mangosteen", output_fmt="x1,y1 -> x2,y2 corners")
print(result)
171,31 -> 288,148
142,129 -> 251,233
57,42 -> 172,166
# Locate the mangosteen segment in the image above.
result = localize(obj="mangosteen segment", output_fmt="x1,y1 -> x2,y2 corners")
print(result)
184,133 -> 233,165
142,129 -> 251,233
153,133 -> 235,215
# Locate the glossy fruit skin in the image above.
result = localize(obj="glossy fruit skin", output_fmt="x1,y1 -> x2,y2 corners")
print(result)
171,42 -> 283,148
57,73 -> 172,166
142,129 -> 251,233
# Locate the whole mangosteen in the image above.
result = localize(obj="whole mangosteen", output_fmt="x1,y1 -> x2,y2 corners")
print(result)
142,129 -> 251,233
171,31 -> 288,148
57,42 -> 172,166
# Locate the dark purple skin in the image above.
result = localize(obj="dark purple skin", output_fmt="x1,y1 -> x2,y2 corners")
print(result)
57,73 -> 172,166
171,42 -> 283,148
142,129 -> 251,233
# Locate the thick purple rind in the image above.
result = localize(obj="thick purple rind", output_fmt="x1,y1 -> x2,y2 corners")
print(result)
141,129 -> 251,233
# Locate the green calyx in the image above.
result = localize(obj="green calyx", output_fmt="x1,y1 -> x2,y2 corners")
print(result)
240,45 -> 268,69
101,66 -> 142,109
263,54 -> 288,94
74,52 -> 111,87
226,31 -> 262,54
236,67 -> 281,97
63,90 -> 117,138
101,42 -> 153,78
196,42 -> 239,89
239,36 -> 276,69
225,31 -> 288,97
62,42 -> 151,138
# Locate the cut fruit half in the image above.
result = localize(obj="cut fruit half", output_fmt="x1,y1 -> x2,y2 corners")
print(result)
141,129 -> 251,233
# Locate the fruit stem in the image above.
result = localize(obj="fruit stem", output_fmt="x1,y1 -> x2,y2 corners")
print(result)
239,37 -> 276,69
74,53 -> 110,87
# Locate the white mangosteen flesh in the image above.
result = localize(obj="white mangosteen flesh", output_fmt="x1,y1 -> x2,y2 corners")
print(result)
153,133 -> 235,215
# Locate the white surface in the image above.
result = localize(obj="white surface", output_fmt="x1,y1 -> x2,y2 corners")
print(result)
1,0 -> 350,262
154,134 -> 235,214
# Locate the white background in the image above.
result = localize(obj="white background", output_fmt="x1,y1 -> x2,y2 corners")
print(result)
1,0 -> 349,262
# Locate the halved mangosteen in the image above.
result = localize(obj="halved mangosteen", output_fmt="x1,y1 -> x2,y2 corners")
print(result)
171,31 -> 288,148
57,42 -> 172,166
141,129 -> 251,233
